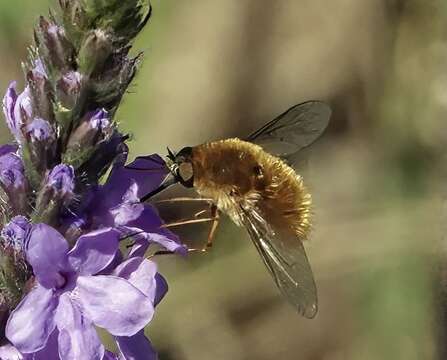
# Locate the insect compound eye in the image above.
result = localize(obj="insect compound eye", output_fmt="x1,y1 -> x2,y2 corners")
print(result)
177,161 -> 194,188
176,146 -> 193,160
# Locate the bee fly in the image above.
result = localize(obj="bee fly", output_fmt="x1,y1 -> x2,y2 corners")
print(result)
135,101 -> 331,318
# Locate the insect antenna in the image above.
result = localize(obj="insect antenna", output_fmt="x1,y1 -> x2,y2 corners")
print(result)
167,146 -> 176,161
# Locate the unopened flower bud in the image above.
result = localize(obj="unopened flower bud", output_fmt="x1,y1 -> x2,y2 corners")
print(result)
57,70 -> 83,109
14,86 -> 33,129
25,118 -> 55,143
33,164 -> 75,224
0,146 -> 29,214
46,164 -> 75,200
27,58 -> 53,122
2,83 -> 33,142
1,216 -> 31,252
36,17 -> 75,72
24,118 -> 56,173
0,150 -> 26,193
69,109 -> 112,147
78,29 -> 112,76
64,109 -> 113,168
2,82 -> 19,140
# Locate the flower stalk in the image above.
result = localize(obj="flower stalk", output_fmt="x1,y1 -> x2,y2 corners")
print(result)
0,1 -> 182,358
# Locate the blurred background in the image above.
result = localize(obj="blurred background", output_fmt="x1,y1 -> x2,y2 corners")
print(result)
0,0 -> 445,359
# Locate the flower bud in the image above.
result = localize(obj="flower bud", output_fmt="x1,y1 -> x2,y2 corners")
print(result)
25,118 -> 55,143
46,164 -> 75,201
56,70 -> 83,109
78,29 -> 113,76
0,153 -> 25,191
70,109 -> 112,147
35,17 -> 75,73
2,82 -> 19,140
2,83 -> 33,142
27,58 -> 53,122
0,146 -> 29,214
33,164 -> 75,225
24,118 -> 56,173
64,109 -> 113,168
1,216 -> 31,252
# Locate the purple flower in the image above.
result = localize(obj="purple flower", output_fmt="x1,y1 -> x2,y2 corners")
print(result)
6,224 -> 157,359
66,108 -> 112,150
2,82 -> 19,139
25,118 -> 55,142
2,84 -> 34,141
0,145 -> 28,214
0,151 -> 25,191
32,58 -> 47,79
57,71 -> 82,108
60,71 -> 82,95
90,108 -> 109,126
46,164 -> 74,200
1,216 -> 31,252
65,153 -> 186,255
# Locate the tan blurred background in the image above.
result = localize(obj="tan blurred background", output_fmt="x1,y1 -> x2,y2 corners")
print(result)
0,1 -> 445,359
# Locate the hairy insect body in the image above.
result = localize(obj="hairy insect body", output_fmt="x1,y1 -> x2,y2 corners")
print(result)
191,138 -> 312,240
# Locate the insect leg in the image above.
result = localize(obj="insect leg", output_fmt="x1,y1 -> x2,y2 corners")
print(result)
160,217 -> 218,228
155,197 -> 213,204
205,204 -> 219,249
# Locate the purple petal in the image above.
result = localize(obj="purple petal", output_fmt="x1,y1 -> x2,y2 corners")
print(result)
154,273 -> 168,307
0,152 -> 26,190
46,164 -> 75,198
25,224 -> 68,289
123,205 -> 163,231
1,215 -> 31,251
76,275 -> 154,336
32,58 -> 47,79
13,86 -> 32,131
68,228 -> 119,276
25,118 -> 55,142
146,232 -> 187,255
55,293 -> 104,360
128,237 -> 149,258
110,183 -> 145,226
122,225 -> 186,257
105,154 -> 169,205
31,329 -> 60,360
2,82 -> 18,137
60,71 -> 82,96
112,257 -> 158,301
0,144 -> 17,157
0,343 -> 22,360
103,351 -> 119,360
6,285 -> 58,353
116,331 -> 157,360
89,109 -> 110,129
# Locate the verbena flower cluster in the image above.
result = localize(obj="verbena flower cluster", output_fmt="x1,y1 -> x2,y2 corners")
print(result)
0,1 -> 185,359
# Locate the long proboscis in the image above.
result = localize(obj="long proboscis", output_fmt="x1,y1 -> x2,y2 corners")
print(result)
139,172 -> 178,202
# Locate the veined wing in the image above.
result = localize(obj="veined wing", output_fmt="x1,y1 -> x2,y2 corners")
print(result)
239,206 -> 318,318
247,101 -> 331,158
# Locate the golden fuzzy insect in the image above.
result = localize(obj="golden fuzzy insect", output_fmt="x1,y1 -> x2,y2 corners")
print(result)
138,101 -> 331,318
192,138 -> 312,240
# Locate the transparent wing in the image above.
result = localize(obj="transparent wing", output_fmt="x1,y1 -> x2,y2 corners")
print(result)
239,206 -> 318,318
246,101 -> 331,158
